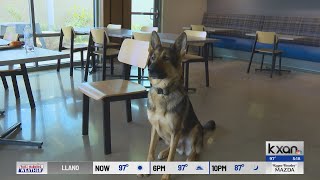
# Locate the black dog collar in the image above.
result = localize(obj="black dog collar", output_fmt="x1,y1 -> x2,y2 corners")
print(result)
156,88 -> 170,95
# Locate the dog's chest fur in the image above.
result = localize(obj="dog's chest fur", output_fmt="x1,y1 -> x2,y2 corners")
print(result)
147,88 -> 187,144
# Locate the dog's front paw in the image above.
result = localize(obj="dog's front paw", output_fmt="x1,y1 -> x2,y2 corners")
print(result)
137,174 -> 150,178
157,153 -> 166,160
158,148 -> 169,160
161,174 -> 170,180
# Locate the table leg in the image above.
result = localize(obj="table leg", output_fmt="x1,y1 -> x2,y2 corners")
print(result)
204,43 -> 210,87
11,75 -> 20,99
1,76 -> 8,90
0,122 -> 43,148
20,64 -> 35,109
103,99 -> 111,155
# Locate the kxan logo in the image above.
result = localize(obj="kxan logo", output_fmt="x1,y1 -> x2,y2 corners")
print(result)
266,141 -> 304,156
17,162 -> 47,174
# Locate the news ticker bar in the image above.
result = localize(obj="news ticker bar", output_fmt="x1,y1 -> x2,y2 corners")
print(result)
17,161 -> 304,175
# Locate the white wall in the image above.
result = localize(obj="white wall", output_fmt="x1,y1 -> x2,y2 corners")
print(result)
162,0 -> 207,34
207,0 -> 320,17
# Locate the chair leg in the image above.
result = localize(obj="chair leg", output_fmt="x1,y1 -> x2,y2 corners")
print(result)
126,99 -> 132,123
260,54 -> 265,71
57,59 -> 61,72
138,68 -> 142,84
11,75 -> 20,99
279,55 -> 282,75
91,55 -> 96,73
82,94 -> 89,135
84,52 -> 91,82
247,52 -> 255,73
185,62 -> 189,90
110,58 -> 114,76
103,99 -> 111,155
270,55 -> 276,78
211,43 -> 214,60
205,60 -> 210,87
1,76 -> 8,90
102,57 -> 107,81
80,51 -> 84,69
202,47 -> 205,57
70,53 -> 74,77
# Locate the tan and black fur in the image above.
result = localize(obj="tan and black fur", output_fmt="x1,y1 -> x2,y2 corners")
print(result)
139,32 -> 216,180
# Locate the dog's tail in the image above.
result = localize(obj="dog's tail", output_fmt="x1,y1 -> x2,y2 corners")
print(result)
203,120 -> 216,132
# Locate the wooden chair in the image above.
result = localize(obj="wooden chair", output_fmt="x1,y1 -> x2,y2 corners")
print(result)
57,26 -> 87,76
133,32 -> 152,42
107,24 -> 122,30
186,29 -> 207,56
191,25 -> 214,59
106,24 -> 122,48
191,24 -> 205,31
79,39 -> 149,155
3,30 -> 19,41
183,30 -> 210,91
1,30 -> 20,98
247,31 -> 283,78
84,29 -> 120,81
141,26 -> 159,32
132,32 -> 152,83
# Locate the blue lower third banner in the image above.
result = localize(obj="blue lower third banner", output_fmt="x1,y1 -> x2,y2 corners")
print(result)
265,155 -> 304,162
16,161 -> 304,175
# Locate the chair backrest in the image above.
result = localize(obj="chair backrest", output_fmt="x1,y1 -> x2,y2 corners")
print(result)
133,32 -> 152,41
184,30 -> 207,38
3,27 -> 19,41
191,24 -> 205,31
61,26 -> 76,40
141,26 -> 159,32
256,31 -> 278,44
118,39 -> 150,69
107,24 -> 122,30
90,29 -> 110,44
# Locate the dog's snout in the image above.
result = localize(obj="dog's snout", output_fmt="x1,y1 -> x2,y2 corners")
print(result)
148,63 -> 166,79
148,63 -> 156,73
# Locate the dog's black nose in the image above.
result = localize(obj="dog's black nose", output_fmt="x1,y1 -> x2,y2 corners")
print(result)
148,64 -> 156,73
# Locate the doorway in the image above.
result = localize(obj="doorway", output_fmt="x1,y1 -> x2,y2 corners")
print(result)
131,0 -> 161,31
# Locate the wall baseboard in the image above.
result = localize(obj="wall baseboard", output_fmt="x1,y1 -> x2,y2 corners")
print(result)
213,47 -> 320,74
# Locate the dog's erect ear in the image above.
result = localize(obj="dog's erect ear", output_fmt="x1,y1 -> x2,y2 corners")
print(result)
149,31 -> 161,51
173,32 -> 187,57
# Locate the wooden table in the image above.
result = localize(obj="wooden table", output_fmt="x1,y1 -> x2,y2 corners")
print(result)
245,33 -> 305,41
78,28 -> 218,87
158,33 -> 218,88
183,26 -> 236,33
0,47 -> 69,148
1,47 -> 68,108
76,28 -> 218,45
0,39 -> 10,46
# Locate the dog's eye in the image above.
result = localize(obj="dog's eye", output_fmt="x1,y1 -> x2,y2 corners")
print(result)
151,54 -> 155,61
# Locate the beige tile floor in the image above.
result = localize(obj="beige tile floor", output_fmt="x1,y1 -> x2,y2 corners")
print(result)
0,59 -> 319,180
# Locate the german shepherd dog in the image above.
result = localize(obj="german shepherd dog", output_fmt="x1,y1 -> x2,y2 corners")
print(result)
139,32 -> 216,180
